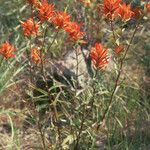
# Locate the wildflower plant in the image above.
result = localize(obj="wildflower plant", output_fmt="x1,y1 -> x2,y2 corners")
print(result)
0,0 -> 150,149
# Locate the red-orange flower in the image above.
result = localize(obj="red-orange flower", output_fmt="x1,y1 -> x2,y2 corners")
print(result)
115,3 -> 134,21
132,7 -> 143,19
145,4 -> 150,12
21,18 -> 39,37
115,44 -> 124,54
90,43 -> 109,69
38,0 -> 55,22
31,48 -> 42,64
52,11 -> 71,29
0,41 -> 16,59
64,22 -> 85,41
103,0 -> 121,20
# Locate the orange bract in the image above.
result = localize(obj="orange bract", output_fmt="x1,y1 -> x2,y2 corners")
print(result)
31,48 -> 42,64
145,4 -> 150,12
52,11 -> 71,29
115,3 -> 134,21
103,0 -> 121,20
132,7 -> 143,19
21,18 -> 39,37
64,22 -> 85,41
0,41 -> 16,59
115,44 -> 124,54
90,43 -> 109,70
38,0 -> 55,22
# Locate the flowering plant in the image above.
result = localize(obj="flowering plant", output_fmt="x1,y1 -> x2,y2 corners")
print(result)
0,0 -> 150,149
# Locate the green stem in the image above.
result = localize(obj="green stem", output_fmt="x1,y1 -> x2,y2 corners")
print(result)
74,106 -> 86,150
110,20 -> 116,42
0,57 -> 4,67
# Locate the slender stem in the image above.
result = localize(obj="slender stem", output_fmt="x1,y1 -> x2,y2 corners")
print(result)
110,20 -> 116,42
37,120 -> 46,150
75,46 -> 79,90
0,57 -> 4,67
74,106 -> 86,150
97,22 -> 139,131
90,70 -> 99,110
47,31 -> 59,51
90,85 -> 96,111
39,26 -> 61,145
146,0 -> 149,5
28,38 -> 34,83
31,8 -> 47,150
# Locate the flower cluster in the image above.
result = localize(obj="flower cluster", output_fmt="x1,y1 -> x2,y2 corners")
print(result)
21,0 -> 85,64
90,43 -> 109,70
115,3 -> 134,21
132,7 -> 143,19
115,44 -> 124,54
21,18 -> 39,37
104,0 -> 121,20
103,0 -> 134,21
22,0 -> 85,42
51,10 -> 85,42
0,41 -> 16,59
31,48 -> 42,64
38,1 -> 55,22
145,4 -> 150,12
64,22 -> 85,42
52,11 -> 71,29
